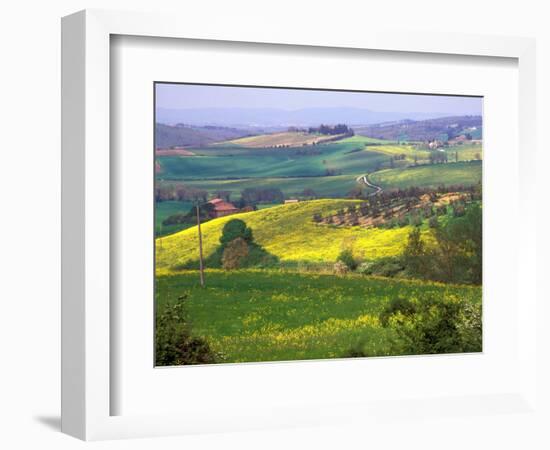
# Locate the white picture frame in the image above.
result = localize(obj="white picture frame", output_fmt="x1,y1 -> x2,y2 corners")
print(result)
61,9 -> 539,441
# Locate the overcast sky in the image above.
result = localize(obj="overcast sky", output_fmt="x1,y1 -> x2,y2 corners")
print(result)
156,83 -> 482,115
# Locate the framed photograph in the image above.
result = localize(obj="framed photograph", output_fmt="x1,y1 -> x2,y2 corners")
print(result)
153,82 -> 484,368
62,9 -> 539,441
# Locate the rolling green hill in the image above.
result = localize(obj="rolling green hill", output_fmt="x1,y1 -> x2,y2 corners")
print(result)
156,199 -> 417,271
156,136 -> 392,181
370,161 -> 482,190
367,144 -> 431,163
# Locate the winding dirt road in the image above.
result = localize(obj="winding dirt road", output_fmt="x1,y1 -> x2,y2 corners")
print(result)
356,173 -> 383,197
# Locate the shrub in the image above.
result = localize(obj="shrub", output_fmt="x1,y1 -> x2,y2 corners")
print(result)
397,216 -> 409,227
359,203 -> 369,216
428,215 -> 439,228
359,257 -> 404,277
357,261 -> 374,275
409,213 -> 423,226
222,237 -> 249,270
453,203 -> 466,217
380,296 -> 482,355
333,261 -> 349,275
379,297 -> 417,327
155,301 -> 219,366
336,249 -> 357,270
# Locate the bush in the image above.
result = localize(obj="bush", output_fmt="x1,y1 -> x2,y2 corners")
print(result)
397,216 -> 409,227
379,297 -> 417,327
156,301 -> 219,366
337,249 -> 357,270
428,215 -> 439,228
357,261 -> 374,275
453,203 -> 466,217
333,261 -> 349,275
380,296 -> 482,355
358,257 -> 404,277
222,237 -> 249,270
409,213 -> 423,226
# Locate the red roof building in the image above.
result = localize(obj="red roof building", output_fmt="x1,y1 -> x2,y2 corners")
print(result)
208,198 -> 239,218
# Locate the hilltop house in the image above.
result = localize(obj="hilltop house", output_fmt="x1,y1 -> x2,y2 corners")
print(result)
284,199 -> 299,204
208,198 -> 239,218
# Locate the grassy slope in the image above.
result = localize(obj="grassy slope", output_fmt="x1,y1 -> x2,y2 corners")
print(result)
156,136 -> 391,180
222,131 -> 346,147
157,270 -> 481,363
370,161 -> 482,190
367,144 -> 431,162
451,143 -> 483,161
156,199 -> 415,270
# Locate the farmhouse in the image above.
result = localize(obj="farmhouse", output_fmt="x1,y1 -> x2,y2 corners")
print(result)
208,198 -> 239,218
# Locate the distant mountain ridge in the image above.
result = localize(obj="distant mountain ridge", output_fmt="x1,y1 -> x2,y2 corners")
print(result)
155,123 -> 251,148
355,115 -> 482,142
156,107 -> 458,127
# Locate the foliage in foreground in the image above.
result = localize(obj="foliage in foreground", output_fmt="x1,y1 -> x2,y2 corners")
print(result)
155,301 -> 219,366
402,203 -> 482,284
155,270 -> 481,364
379,296 -> 482,355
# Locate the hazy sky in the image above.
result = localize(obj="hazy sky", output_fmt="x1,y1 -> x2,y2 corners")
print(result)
156,83 -> 482,115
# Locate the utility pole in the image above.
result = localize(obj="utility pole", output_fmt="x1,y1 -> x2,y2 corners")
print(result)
196,204 -> 205,287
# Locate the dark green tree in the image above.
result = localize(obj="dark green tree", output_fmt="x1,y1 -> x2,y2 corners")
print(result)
219,219 -> 253,246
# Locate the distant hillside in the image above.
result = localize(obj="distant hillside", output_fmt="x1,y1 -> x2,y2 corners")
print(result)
355,116 -> 482,142
222,131 -> 351,148
156,107 -> 452,128
155,123 -> 251,148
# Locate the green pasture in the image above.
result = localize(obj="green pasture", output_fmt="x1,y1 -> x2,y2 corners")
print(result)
156,136 -> 393,181
370,161 -> 482,190
156,270 -> 481,363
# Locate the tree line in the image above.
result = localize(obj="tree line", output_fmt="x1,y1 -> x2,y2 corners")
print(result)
308,124 -> 354,135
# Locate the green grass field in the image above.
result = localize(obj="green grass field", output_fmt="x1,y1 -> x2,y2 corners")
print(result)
156,199 -> 420,270
156,136 -> 392,180
451,143 -> 483,161
370,161 -> 482,190
366,144 -> 431,162
156,270 -> 481,363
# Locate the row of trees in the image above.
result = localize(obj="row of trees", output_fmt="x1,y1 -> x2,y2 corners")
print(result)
308,124 -> 353,135
155,184 -> 208,203
239,187 -> 285,206
329,202 -> 482,286
156,183 -> 288,207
